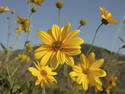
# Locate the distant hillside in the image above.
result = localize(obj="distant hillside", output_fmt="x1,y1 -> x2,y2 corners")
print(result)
0,44 -> 125,94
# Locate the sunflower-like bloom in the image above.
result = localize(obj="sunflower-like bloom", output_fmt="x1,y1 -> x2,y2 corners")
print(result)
34,24 -> 84,70
28,0 -> 44,6
28,61 -> 57,88
26,44 -> 33,53
15,16 -> 31,32
0,6 -> 9,13
11,9 -> 15,14
15,54 -> 31,63
107,76 -> 117,89
15,26 -> 24,34
100,7 -> 118,24
69,52 -> 106,91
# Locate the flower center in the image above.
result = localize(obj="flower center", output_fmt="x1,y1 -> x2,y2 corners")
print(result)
52,41 -> 62,51
109,80 -> 113,85
40,70 -> 47,76
82,68 -> 89,75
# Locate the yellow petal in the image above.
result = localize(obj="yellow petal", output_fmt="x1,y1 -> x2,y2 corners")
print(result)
82,75 -> 88,91
56,51 -> 65,64
52,24 -> 60,41
108,19 -> 119,24
77,74 -> 84,84
37,30 -> 54,45
35,79 -> 41,85
50,56 -> 59,70
90,59 -> 104,69
80,54 -> 89,69
40,51 -> 53,65
28,67 -> 39,76
70,71 -> 78,77
88,52 -> 95,64
61,24 -> 71,40
65,55 -> 74,66
64,49 -> 81,56
64,38 -> 84,46
63,30 -> 80,43
92,69 -> 106,77
72,65 -> 82,73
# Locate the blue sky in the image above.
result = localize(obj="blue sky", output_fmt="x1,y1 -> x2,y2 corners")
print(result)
0,0 -> 125,54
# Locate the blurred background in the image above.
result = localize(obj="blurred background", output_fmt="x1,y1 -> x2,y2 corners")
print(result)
0,0 -> 125,54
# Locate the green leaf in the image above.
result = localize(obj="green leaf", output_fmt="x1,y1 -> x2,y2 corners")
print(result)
24,41 -> 30,46
0,42 -> 8,54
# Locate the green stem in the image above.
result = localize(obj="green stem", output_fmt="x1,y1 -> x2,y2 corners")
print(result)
77,25 -> 82,29
6,16 -> 11,49
58,9 -> 61,26
87,23 -> 103,56
63,64 -> 68,77
42,86 -> 46,94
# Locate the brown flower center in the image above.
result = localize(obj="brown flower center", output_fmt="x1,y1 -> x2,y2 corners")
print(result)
52,41 -> 62,51
82,68 -> 89,75
109,80 -> 113,85
40,70 -> 47,76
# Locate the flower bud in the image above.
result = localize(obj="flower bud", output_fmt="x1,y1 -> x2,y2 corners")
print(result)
11,9 -> 15,14
56,1 -> 63,9
80,19 -> 87,26
31,6 -> 37,13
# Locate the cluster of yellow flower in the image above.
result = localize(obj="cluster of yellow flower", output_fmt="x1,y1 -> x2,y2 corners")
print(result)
27,1 -> 118,93
106,76 -> 117,94
0,0 -> 119,93
15,54 -> 31,63
0,6 -> 15,14
15,16 -> 30,33
28,0 -> 45,6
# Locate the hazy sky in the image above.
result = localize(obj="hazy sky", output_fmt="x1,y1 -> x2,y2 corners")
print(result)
0,0 -> 125,54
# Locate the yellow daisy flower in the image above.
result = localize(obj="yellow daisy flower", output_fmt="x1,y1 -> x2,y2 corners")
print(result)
15,54 -> 31,63
26,44 -> 33,53
28,61 -> 57,88
107,76 -> 117,89
15,16 -> 31,32
69,52 -> 106,91
15,26 -> 24,34
100,7 -> 118,24
0,6 -> 9,13
28,0 -> 44,6
34,24 -> 84,70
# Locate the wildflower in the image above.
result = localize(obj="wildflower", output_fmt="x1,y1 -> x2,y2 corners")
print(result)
0,6 -> 9,13
11,9 -> 15,14
16,54 -> 31,63
34,24 -> 84,70
26,44 -> 33,53
15,16 -> 31,32
107,76 -> 117,89
106,89 -> 110,94
69,52 -> 106,91
15,26 -> 24,34
100,7 -> 118,25
9,45 -> 15,49
28,0 -> 44,6
80,19 -> 86,26
56,1 -> 63,9
28,61 -> 57,88
31,6 -> 37,13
